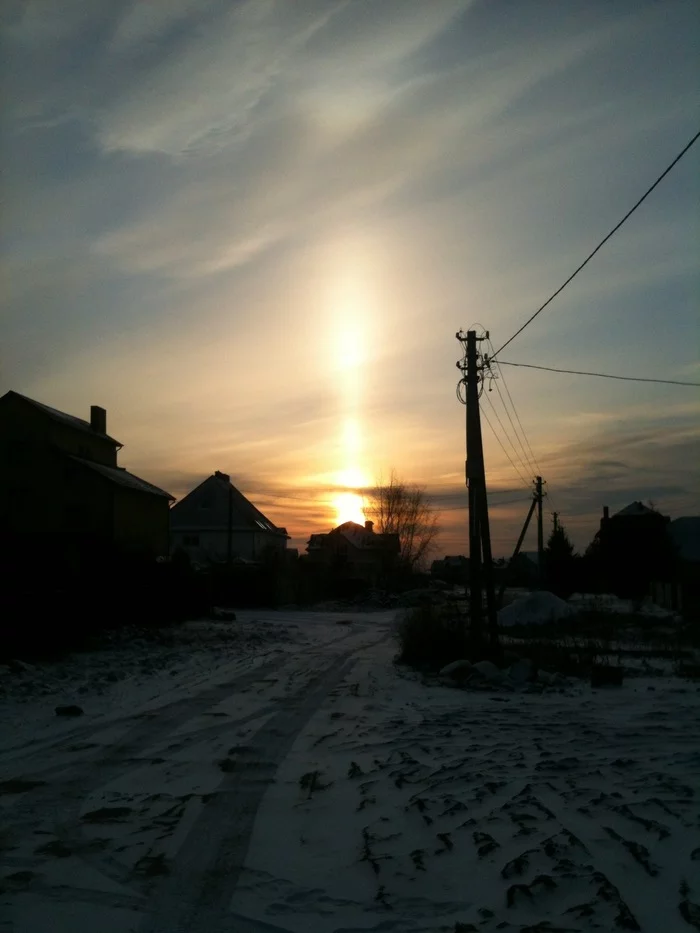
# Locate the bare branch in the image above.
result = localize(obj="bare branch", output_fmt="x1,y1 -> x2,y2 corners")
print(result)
365,471 -> 440,572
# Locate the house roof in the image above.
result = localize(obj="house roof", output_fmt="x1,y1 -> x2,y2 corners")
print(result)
72,456 -> 174,499
432,555 -> 467,567
669,517 -> 700,562
308,521 -> 400,552
170,471 -> 289,535
7,390 -> 122,446
515,550 -> 540,567
614,501 -> 658,518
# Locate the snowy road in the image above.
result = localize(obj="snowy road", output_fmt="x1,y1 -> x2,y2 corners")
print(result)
1,611 -> 699,932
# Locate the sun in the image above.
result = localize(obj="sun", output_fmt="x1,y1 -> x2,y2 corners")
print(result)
332,491 -> 366,526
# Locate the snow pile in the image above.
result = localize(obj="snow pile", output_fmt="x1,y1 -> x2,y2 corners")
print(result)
498,590 -> 574,627
569,592 -> 678,619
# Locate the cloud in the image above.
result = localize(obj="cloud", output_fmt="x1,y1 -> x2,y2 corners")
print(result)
2,1 -> 698,555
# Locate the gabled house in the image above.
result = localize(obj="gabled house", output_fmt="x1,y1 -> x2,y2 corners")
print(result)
306,520 -> 400,584
431,555 -> 469,585
593,501 -> 674,599
169,471 -> 289,565
0,390 -> 173,559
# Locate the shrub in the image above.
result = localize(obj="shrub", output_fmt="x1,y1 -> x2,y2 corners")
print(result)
396,603 -> 465,669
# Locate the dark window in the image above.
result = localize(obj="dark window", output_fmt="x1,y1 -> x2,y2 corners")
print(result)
183,534 -> 199,546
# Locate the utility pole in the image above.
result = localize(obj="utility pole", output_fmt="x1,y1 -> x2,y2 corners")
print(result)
497,493 -> 537,608
457,330 -> 499,654
535,475 -> 545,584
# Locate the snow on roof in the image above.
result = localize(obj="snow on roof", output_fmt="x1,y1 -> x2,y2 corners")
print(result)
669,516 -> 700,562
338,521 -> 372,548
72,456 -> 173,499
9,391 -> 122,445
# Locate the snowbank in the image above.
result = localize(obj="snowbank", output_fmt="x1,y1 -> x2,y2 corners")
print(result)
569,592 -> 679,619
498,590 -> 574,627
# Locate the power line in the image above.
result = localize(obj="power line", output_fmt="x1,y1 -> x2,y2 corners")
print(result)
481,401 -> 532,489
491,127 -> 700,359
486,341 -> 541,477
430,488 -> 525,500
482,391 -> 535,483
488,345 -> 543,475
489,373 -> 538,476
497,360 -> 700,387
439,496 -> 531,511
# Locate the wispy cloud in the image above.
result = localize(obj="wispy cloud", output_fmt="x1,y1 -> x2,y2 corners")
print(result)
2,0 -> 698,553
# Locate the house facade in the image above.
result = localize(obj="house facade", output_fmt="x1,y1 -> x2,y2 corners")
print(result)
169,471 -> 289,565
592,501 -> 675,600
306,520 -> 400,584
0,391 -> 173,560
431,555 -> 469,585
650,516 -> 700,616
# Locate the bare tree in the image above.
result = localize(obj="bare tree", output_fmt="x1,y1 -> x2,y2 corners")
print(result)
365,471 -> 440,572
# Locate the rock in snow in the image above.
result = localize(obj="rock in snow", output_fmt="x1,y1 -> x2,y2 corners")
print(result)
498,591 -> 574,627
55,705 -> 84,717
439,659 -> 473,680
471,660 -> 503,683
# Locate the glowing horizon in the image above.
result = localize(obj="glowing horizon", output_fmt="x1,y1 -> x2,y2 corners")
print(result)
2,3 -> 698,558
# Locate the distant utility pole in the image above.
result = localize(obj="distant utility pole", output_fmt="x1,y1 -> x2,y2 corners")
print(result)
535,475 -> 545,584
456,329 -> 498,653
496,478 -> 549,606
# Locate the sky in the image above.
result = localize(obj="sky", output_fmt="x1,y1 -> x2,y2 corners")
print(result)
2,0 -> 699,559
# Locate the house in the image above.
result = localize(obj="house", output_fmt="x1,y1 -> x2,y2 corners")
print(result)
431,555 -> 469,585
306,520 -> 400,584
650,516 -> 700,616
0,390 -> 173,560
592,501 -> 674,599
169,471 -> 289,565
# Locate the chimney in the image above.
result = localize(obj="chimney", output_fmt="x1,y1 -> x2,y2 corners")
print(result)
90,405 -> 106,435
214,471 -> 230,483
603,506 -> 609,521
365,520 -> 374,533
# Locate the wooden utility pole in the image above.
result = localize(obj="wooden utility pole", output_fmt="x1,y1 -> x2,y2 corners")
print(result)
497,493 -> 537,608
535,475 -> 544,584
457,330 -> 498,652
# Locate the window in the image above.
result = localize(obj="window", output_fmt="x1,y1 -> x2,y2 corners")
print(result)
183,534 -> 199,546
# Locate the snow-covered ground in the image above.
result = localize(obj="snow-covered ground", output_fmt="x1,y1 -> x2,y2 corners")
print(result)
1,610 -> 699,932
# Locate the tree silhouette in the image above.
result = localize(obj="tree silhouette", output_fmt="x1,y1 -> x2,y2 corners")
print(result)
545,521 -> 577,598
365,471 -> 440,573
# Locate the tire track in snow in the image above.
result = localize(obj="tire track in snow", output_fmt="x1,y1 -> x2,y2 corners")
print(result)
139,634 -> 390,933
1,629 -> 379,909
